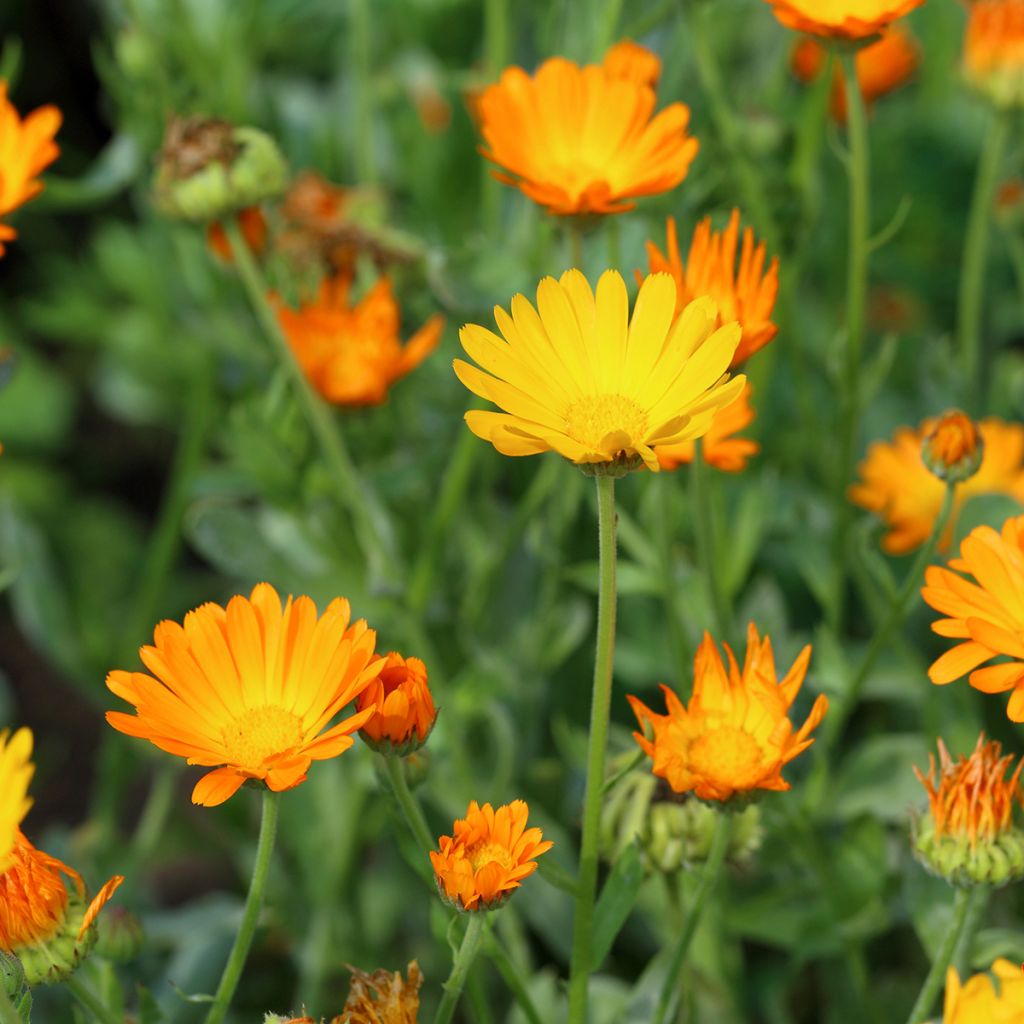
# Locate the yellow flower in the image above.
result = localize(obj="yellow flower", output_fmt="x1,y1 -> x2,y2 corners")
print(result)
105,582 -> 383,806
944,959 -> 1024,1023
763,0 -> 926,40
0,728 -> 33,873
655,381 -> 759,473
334,961 -> 422,1023
357,652 -> 437,755
628,624 -> 828,802
964,0 -> 1024,109
454,270 -> 745,473
849,416 -> 1024,554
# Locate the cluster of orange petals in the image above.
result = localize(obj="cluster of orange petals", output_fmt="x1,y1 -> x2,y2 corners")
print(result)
944,959 -> 1024,1023
476,44 -> 698,215
106,583 -> 383,806
0,81 -> 61,257
850,417 -> 1024,554
791,27 -> 919,121
357,652 -> 437,751
276,274 -> 443,407
628,625 -> 828,802
430,800 -> 552,911
656,382 -> 759,473
645,210 -> 779,368
923,515 -> 1024,721
914,736 -> 1024,848
964,0 -> 1024,80
764,0 -> 926,39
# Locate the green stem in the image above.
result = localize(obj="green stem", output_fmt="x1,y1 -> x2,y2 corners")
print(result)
567,221 -> 585,271
350,0 -> 375,183
904,886 -> 975,1024
567,475 -> 619,1024
653,813 -> 732,1024
123,761 -> 178,892
958,108 -> 1010,413
63,976 -> 120,1024
382,752 -> 435,857
484,934 -> 545,1024
0,990 -> 21,1024
224,218 -> 398,584
951,884 -> 988,976
204,790 -> 281,1024
690,443 -> 733,647
433,914 -> 488,1024
482,0 -> 509,233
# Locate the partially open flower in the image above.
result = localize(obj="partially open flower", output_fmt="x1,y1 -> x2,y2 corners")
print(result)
944,959 -> 1024,1022
430,800 -> 552,912
0,728 -> 33,872
964,0 -> 1024,109
655,382 -> 759,472
763,0 -> 925,40
922,410 -> 984,484
357,652 -> 436,755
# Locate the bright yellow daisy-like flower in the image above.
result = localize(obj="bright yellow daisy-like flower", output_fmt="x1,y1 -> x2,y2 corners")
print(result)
430,800 -> 553,912
0,727 -> 34,872
763,0 -> 926,40
628,624 -> 828,802
944,959 -> 1024,1023
357,652 -> 437,755
454,270 -> 745,473
0,81 -> 61,257
644,210 -> 779,368
849,416 -> 1024,554
964,0 -> 1024,109
922,515 -> 1024,722
105,582 -> 383,806
476,45 -> 698,215
656,381 -> 759,473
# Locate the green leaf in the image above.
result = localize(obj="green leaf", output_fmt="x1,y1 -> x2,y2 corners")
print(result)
830,734 -> 931,822
136,986 -> 166,1024
591,841 -> 646,970
970,927 -> 1024,969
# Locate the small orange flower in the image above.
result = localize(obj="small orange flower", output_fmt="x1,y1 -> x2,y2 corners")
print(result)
628,624 -> 828,802
644,210 -> 779,367
922,410 -> 984,483
106,582 -> 383,806
276,274 -> 443,407
357,652 -> 437,754
964,0 -> 1024,108
430,800 -> 552,911
602,40 -> 662,88
656,382 -> 760,472
0,727 -> 33,872
206,206 -> 268,262
849,416 -> 1024,554
476,46 -> 698,215
763,0 -> 926,40
334,961 -> 422,1024
944,960 -> 1024,1023
0,82 -> 61,257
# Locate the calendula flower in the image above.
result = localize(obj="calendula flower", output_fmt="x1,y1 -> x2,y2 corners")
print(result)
0,729 -> 33,873
656,382 -> 759,472
763,0 -> 926,40
964,0 -> 1024,109
455,270 -> 745,474
357,652 -> 436,755
476,46 -> 698,215
944,959 -> 1024,1023
602,39 -> 662,87
849,416 -> 1024,554
276,274 -> 443,407
430,800 -> 553,911
105,582 -> 382,806
628,624 -> 828,802
207,206 -> 268,262
0,82 -> 60,257
922,410 -> 985,484
644,210 -> 779,367
922,515 -> 1024,721
336,961 -> 422,1023
791,26 -> 919,121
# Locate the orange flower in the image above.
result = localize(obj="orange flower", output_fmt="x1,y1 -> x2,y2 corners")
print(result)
476,47 -> 698,215
922,514 -> 1024,721
0,727 -> 33,872
207,206 -> 268,262
0,82 -> 61,257
964,0 -> 1024,108
656,381 -> 760,472
849,416 -> 1024,554
644,210 -> 779,367
105,582 -> 382,806
430,800 -> 552,911
276,274 -> 443,407
628,624 -> 828,802
763,0 -> 925,40
357,652 -> 437,754
944,960 -> 1024,1023
602,40 -> 662,88
791,27 -> 919,120
334,961 -> 422,1024
922,410 -> 984,483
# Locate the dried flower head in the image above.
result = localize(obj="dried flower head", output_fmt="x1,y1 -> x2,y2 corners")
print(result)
964,0 -> 1024,109
655,382 -> 759,473
944,959 -> 1024,1022
763,0 -> 926,40
334,961 -> 422,1023
357,653 -> 437,755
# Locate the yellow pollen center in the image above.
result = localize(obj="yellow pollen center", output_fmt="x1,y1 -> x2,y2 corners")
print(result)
220,706 -> 304,772
688,726 -> 768,790
564,394 -> 649,453
467,840 -> 513,873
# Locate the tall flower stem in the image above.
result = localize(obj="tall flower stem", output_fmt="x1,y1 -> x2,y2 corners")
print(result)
904,886 -> 974,1024
433,913 -> 488,1024
567,474 -> 619,1024
63,977 -> 120,1024
382,752 -> 435,857
224,218 -> 398,583
690,444 -> 734,647
952,884 -> 989,976
652,813 -> 732,1024
482,0 -> 509,233
204,790 -> 281,1024
349,0 -> 376,184
958,108 -> 1011,412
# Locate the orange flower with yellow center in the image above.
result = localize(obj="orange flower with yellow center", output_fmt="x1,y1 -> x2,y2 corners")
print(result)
922,515 -> 1024,721
944,960 -> 1024,1023
335,961 -> 422,1024
656,382 -> 759,472
430,800 -> 552,911
628,624 -> 828,802
964,0 -> 1024,108
0,81 -> 61,257
763,0 -> 926,39
276,274 -> 444,407
105,582 -> 383,806
357,652 -> 436,754
0,727 -> 33,872
476,45 -> 698,215
849,416 -> 1024,554
644,210 -> 779,368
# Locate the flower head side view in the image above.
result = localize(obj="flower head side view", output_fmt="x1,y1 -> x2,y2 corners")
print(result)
763,0 -> 926,40
105,582 -> 383,805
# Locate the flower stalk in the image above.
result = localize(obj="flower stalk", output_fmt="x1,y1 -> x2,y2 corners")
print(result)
433,913 -> 488,1024
382,752 -> 435,858
63,977 -> 121,1024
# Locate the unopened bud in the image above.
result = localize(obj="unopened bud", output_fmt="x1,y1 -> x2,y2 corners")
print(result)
922,411 -> 983,484
95,907 -> 144,963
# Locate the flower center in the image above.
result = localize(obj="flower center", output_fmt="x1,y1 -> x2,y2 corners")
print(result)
220,706 -> 304,772
564,394 -> 649,453
687,726 -> 768,791
467,840 -> 513,874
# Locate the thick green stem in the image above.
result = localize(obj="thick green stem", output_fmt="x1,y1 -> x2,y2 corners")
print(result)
690,444 -> 733,647
204,790 -> 280,1024
433,913 -> 488,1024
567,475 -> 618,1024
905,886 -> 975,1024
64,976 -> 121,1024
653,813 -> 732,1024
951,885 -> 988,976
958,109 -> 1010,413
382,752 -> 435,857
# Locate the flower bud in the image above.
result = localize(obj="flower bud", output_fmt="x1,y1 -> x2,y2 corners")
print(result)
358,653 -> 437,756
94,907 -> 144,963
921,411 -> 984,484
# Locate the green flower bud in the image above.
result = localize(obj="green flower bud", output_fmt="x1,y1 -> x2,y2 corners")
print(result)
17,887 -> 104,986
95,907 -> 144,964
921,411 -> 984,485
912,815 -> 1024,888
